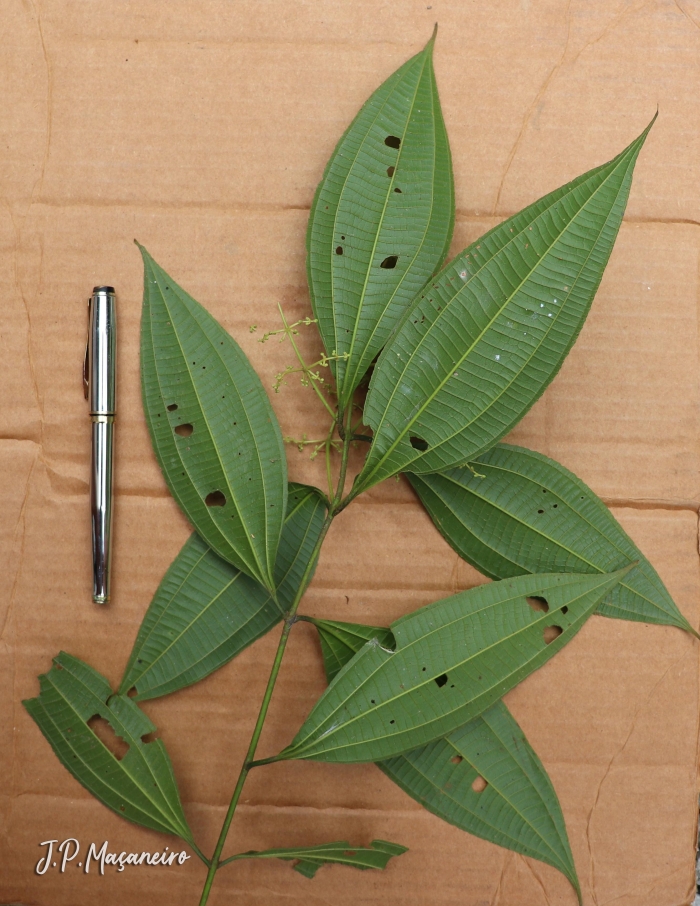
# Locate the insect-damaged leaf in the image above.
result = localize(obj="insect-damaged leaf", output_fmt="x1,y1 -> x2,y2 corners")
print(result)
139,244 -> 287,593
409,444 -> 696,636
310,618 -> 580,899
121,484 -> 327,701
353,118 -> 655,495
23,653 -> 193,842
222,839 -> 407,878
381,703 -> 580,902
307,26 -> 454,410
279,568 -> 631,763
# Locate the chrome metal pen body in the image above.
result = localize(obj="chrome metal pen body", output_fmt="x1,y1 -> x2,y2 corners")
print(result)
84,287 -> 116,604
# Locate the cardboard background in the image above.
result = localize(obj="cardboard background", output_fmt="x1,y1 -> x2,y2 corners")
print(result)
2,1 -> 699,903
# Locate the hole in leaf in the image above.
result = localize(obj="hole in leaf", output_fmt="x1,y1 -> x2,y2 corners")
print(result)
543,625 -> 563,644
174,423 -> 194,438
87,716 -> 129,760
450,755 -> 463,765
471,775 -> 488,793
390,720 -> 395,725
434,673 -> 448,688
410,436 -> 429,451
167,403 -> 178,412
141,731 -> 158,744
380,255 -> 399,269
205,490 -> 227,507
553,504 -> 558,508
385,135 -> 401,149
561,606 -> 569,614
343,851 -> 357,857
527,596 -> 549,613
341,235 -> 345,240
394,187 -> 402,193
335,246 -> 343,255
387,166 -> 395,176
537,509 -> 544,514
126,687 -> 137,698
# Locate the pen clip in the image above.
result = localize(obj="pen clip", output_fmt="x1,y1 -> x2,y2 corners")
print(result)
83,295 -> 91,401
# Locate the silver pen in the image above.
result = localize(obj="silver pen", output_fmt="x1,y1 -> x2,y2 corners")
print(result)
83,286 -> 117,604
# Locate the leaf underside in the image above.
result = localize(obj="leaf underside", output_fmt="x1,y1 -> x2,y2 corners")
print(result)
312,618 -> 580,898
121,483 -> 327,701
307,617 -> 396,682
307,28 -> 454,409
355,117 -> 655,494
233,839 -> 407,878
281,568 -> 630,763
23,653 -> 192,841
409,444 -> 695,634
139,245 -> 287,592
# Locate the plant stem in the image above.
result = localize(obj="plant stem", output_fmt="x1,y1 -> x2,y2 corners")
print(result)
197,413 -> 353,906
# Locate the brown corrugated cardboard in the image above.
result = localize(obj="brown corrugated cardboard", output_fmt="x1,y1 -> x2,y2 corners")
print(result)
2,2 -> 699,904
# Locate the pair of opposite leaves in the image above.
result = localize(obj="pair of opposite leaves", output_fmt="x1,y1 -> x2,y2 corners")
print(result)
25,29 -> 694,898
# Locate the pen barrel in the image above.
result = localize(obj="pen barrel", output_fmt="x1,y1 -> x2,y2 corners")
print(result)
91,417 -> 114,604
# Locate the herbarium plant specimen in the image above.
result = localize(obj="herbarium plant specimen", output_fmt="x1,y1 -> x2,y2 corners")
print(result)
24,28 -> 695,906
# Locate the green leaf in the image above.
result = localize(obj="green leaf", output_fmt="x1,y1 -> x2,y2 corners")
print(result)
310,618 -> 580,899
223,839 -> 407,877
23,653 -> 193,842
304,617 -> 396,682
380,702 -> 580,901
409,444 -> 696,636
139,244 -> 287,592
353,117 -> 655,495
121,483 -> 327,701
278,568 -> 631,763
307,27 -> 454,410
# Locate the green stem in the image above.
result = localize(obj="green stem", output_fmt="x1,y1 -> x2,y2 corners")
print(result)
197,411 -> 353,906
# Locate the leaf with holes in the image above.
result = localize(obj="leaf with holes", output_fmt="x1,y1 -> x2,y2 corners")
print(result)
121,483 -> 327,701
380,702 -> 580,902
409,444 -> 696,636
139,245 -> 287,593
277,567 -> 631,763
23,652 -> 193,842
307,26 -> 454,411
310,617 -> 580,899
224,839 -> 407,878
352,117 -> 655,495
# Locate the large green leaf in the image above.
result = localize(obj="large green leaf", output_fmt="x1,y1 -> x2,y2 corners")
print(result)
139,244 -> 287,592
380,703 -> 580,902
409,444 -> 696,635
23,653 -> 193,842
278,568 -> 630,763
121,483 -> 327,701
306,27 -> 454,410
353,118 -> 655,495
311,618 -> 580,898
221,839 -> 407,877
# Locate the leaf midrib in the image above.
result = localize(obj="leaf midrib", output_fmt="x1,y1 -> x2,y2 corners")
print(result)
361,142 -> 640,487
40,672 -> 188,838
149,264 -> 273,586
290,577 -> 609,757
423,463 -> 662,615
340,48 -> 438,402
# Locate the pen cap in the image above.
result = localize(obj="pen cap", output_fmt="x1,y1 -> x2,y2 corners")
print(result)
87,287 -> 117,415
